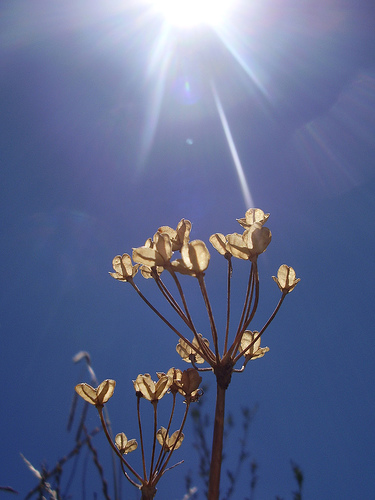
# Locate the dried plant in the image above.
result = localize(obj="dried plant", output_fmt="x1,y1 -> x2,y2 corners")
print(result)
74,368 -> 202,500
20,208 -> 300,499
78,208 -> 299,499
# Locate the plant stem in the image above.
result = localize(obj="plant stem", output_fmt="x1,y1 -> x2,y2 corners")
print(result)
233,292 -> 286,365
223,257 -> 232,355
97,407 -> 143,485
236,263 -> 254,337
208,382 -> 226,500
153,393 -> 176,478
140,484 -> 157,500
197,273 -> 220,363
153,271 -> 189,324
156,402 -> 190,482
149,401 -> 158,479
130,280 -> 208,361
137,396 -> 147,481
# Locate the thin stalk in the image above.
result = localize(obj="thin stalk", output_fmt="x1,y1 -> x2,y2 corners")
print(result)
168,268 -> 215,364
129,280 -> 208,362
241,261 -> 260,331
152,447 -> 168,482
149,401 -> 158,479
97,406 -> 143,484
236,263 -> 254,337
159,459 -> 184,474
120,458 -> 140,488
76,356 -> 120,499
153,393 -> 177,477
153,271 -> 189,325
102,407 -> 119,500
197,274 -> 220,363
207,383 -> 226,500
242,271 -> 255,328
234,293 -> 286,364
225,261 -> 260,362
137,396 -> 147,480
155,402 -> 190,483
191,358 -> 213,372
168,268 -> 196,330
223,257 -> 232,355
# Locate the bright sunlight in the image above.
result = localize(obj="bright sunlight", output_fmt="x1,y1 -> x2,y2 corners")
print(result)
153,0 -> 230,28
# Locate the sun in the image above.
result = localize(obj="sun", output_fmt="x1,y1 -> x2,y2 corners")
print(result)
153,0 -> 230,29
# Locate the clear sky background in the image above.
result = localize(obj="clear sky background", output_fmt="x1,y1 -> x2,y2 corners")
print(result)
1,0 -> 375,499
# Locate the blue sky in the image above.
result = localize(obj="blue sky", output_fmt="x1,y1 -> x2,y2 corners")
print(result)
1,0 -> 375,498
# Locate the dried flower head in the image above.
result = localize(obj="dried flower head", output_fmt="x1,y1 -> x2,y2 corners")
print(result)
158,219 -> 192,251
156,427 -> 184,451
133,373 -> 171,401
175,368 -> 202,402
115,433 -> 138,454
109,254 -> 139,282
209,233 -> 231,257
75,379 -> 116,407
173,240 -> 210,275
273,265 -> 300,293
156,368 -> 183,395
239,331 -> 269,360
237,208 -> 270,229
132,232 -> 173,271
176,334 -> 210,364
226,223 -> 271,261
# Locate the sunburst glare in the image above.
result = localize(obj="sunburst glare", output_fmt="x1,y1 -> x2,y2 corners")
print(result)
151,0 -> 231,28
139,0 -> 252,170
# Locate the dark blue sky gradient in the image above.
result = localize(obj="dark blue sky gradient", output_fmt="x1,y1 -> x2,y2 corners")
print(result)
1,1 -> 375,498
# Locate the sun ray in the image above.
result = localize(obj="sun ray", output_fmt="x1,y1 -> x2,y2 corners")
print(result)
214,25 -> 269,98
211,81 -> 254,208
139,29 -> 172,169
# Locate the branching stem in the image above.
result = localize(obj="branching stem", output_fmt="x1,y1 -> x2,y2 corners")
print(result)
197,274 -> 220,363
223,256 -> 232,355
129,280 -> 207,361
156,402 -> 190,483
234,292 -> 286,364
153,393 -> 177,477
97,406 -> 143,485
